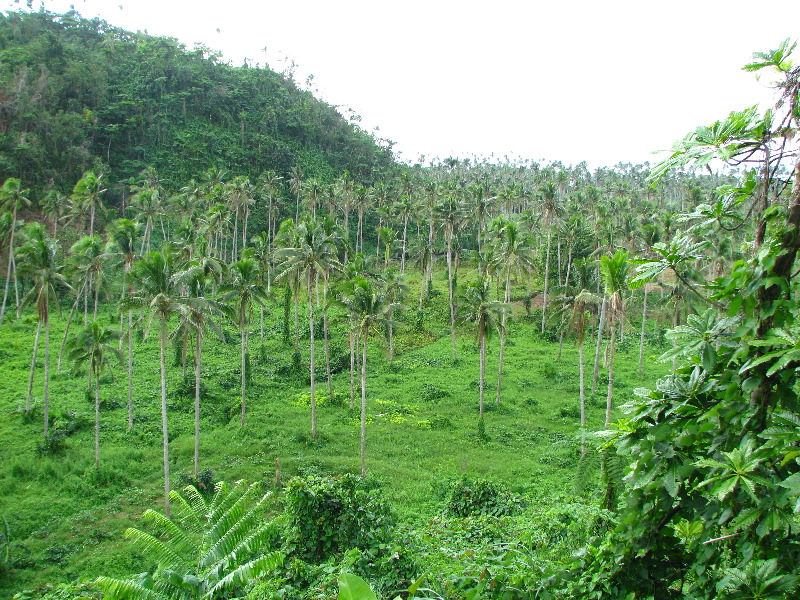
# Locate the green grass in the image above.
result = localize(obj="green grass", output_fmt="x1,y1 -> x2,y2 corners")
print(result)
0,280 -> 672,596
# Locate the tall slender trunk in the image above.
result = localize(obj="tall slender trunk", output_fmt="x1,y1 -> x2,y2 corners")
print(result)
592,296 -> 607,396
58,286 -> 84,373
496,276 -> 509,405
27,320 -> 42,412
94,368 -> 100,469
401,215 -> 409,273
579,338 -> 586,456
323,272 -> 333,400
541,231 -> 551,334
605,315 -> 617,428
127,309 -> 134,430
194,326 -> 202,478
447,231 -> 456,359
360,332 -> 368,477
638,286 -> 648,376
0,211 -> 17,323
309,273 -> 317,439
349,330 -> 356,409
240,322 -> 247,427
159,314 -> 171,518
388,306 -> 395,363
479,323 -> 486,418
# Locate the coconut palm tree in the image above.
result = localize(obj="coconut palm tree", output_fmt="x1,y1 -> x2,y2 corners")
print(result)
274,218 -> 340,439
174,264 -> 229,478
489,218 -> 535,405
105,219 -> 140,429
381,269 -> 408,363
130,247 -> 184,517
220,258 -> 267,428
436,193 -> 463,359
538,181 -> 565,334
571,289 -> 601,456
67,321 -> 121,469
17,223 -> 70,437
336,276 -> 390,476
70,171 -> 106,238
457,277 -> 506,419
0,177 -> 30,323
599,250 -> 630,427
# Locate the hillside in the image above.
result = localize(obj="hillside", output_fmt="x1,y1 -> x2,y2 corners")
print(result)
0,9 -> 397,201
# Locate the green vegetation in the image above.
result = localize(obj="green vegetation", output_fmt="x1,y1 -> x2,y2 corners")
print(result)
0,8 -> 799,600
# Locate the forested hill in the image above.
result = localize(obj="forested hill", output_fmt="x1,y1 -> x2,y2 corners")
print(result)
0,9 -> 397,199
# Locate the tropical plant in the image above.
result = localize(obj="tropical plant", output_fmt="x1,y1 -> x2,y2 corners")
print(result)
67,320 -> 121,469
457,277 -> 506,419
0,177 -> 30,323
95,480 -> 283,600
220,258 -> 267,428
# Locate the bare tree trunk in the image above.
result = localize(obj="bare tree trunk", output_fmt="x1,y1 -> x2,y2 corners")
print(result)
541,231 -> 551,334
638,286 -> 648,376
240,323 -> 247,428
592,296 -> 607,396
94,370 -> 100,469
349,331 -> 356,409
605,315 -> 617,428
479,324 -> 486,418
194,327 -> 202,478
159,315 -> 171,518
308,274 -> 317,439
579,339 -> 586,456
496,277 -> 510,405
360,334 -> 368,477
27,320 -> 42,412
127,309 -> 134,430
447,232 -> 456,360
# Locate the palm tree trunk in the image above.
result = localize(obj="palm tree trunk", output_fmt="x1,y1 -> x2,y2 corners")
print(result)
447,232 -> 456,360
27,319 -> 42,412
58,286 -> 84,373
592,296 -> 607,396
638,286 -> 648,376
1,224 -> 16,323
541,231 -> 551,334
388,307 -> 395,363
323,273 -> 333,400
159,314 -> 171,518
240,325 -> 247,428
401,215 -> 409,273
479,323 -> 486,418
308,274 -> 317,440
194,327 -> 202,478
605,316 -> 617,428
360,332 -> 368,477
127,309 -> 134,430
496,277 -> 509,406
94,369 -> 100,469
349,330 -> 356,409
579,339 -> 586,457
44,309 -> 50,429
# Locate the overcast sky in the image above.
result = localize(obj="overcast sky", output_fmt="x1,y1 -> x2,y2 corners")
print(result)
5,0 -> 800,168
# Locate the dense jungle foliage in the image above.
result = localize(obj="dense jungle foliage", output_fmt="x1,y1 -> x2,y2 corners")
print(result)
1,8 -> 799,600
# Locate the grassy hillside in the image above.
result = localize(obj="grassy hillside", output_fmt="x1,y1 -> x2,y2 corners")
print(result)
0,268 -> 671,597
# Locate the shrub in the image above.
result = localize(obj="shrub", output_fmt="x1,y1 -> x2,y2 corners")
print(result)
445,477 -> 523,517
284,474 -> 395,562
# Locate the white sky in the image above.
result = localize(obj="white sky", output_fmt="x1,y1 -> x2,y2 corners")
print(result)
5,0 -> 800,168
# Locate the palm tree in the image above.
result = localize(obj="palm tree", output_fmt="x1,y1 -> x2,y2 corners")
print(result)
457,277 -> 506,419
599,250 -> 630,427
17,223 -> 70,438
489,218 -> 535,405
130,247 -> 184,517
538,182 -> 565,334
382,269 -> 408,363
95,481 -> 283,600
105,219 -> 140,429
174,265 -> 229,478
571,289 -> 601,456
336,277 -> 390,476
0,177 -> 30,323
436,193 -> 463,359
67,321 -> 121,469
220,259 -> 267,428
70,171 -> 106,238
274,218 -> 340,439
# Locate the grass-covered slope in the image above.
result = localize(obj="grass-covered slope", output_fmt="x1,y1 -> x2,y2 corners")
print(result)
0,269 -> 671,596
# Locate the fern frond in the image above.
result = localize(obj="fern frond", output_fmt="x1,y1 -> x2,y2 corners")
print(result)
124,528 -> 192,572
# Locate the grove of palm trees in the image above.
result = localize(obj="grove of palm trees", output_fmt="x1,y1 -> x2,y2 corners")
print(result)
1,9 -> 799,600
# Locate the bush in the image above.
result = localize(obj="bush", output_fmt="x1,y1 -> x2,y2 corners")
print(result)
284,474 -> 395,562
445,477 -> 523,517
